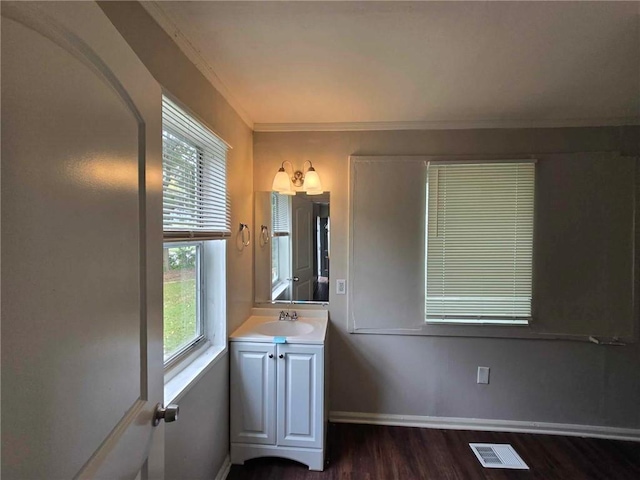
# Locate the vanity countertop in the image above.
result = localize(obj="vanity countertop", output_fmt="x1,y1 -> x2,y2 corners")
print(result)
230,308 -> 328,344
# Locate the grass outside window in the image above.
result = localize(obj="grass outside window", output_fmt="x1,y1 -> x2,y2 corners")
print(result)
163,243 -> 203,363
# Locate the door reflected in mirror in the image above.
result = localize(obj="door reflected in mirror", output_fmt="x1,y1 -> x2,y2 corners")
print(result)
255,191 -> 330,304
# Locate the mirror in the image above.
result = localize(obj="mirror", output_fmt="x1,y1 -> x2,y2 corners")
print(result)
255,191 -> 330,305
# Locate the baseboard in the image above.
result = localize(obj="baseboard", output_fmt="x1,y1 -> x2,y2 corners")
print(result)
329,411 -> 640,443
214,454 -> 231,480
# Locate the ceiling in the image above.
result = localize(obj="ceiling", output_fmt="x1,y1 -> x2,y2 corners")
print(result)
144,1 -> 640,131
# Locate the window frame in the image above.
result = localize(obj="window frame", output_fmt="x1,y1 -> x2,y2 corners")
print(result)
163,241 -> 206,368
347,155 -> 551,340
161,94 -> 230,396
163,239 -> 227,395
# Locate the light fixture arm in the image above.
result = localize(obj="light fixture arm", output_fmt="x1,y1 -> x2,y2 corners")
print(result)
276,160 -> 293,175
290,160 -> 316,187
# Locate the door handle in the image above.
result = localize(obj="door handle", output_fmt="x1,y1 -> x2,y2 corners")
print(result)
286,277 -> 299,282
153,403 -> 179,426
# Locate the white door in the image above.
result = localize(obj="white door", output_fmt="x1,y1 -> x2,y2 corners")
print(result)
291,195 -> 314,301
276,345 -> 324,449
230,343 -> 277,445
2,2 -> 164,479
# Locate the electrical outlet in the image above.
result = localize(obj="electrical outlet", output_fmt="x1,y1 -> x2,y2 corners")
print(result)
336,279 -> 346,295
477,366 -> 490,384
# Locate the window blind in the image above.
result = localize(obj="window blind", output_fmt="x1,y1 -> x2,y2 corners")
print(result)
426,161 -> 535,324
271,192 -> 290,236
162,96 -> 230,241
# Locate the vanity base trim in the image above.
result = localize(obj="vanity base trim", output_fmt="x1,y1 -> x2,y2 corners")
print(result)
231,443 -> 325,471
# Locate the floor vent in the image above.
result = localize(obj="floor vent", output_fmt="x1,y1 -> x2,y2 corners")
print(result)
469,443 -> 529,470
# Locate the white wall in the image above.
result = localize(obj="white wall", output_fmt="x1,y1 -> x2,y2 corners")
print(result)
100,3 -> 253,478
254,127 -> 640,430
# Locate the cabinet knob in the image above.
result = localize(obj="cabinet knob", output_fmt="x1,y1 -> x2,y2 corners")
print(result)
279,354 -> 284,359
268,354 -> 274,358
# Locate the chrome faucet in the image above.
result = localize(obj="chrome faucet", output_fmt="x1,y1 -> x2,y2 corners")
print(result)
278,310 -> 298,321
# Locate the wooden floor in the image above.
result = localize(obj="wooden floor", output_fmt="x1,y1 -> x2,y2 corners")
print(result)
227,423 -> 640,480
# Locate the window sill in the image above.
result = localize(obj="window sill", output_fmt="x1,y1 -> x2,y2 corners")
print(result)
164,343 -> 227,404
426,319 -> 529,326
349,322 -> 636,344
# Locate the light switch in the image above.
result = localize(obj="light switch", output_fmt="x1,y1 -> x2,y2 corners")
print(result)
336,279 -> 346,295
477,366 -> 490,384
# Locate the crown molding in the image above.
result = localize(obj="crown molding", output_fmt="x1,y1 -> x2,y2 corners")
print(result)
141,1 -> 254,129
254,117 -> 640,132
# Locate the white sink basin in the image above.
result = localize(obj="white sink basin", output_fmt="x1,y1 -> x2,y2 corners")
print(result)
230,309 -> 328,344
255,321 -> 315,337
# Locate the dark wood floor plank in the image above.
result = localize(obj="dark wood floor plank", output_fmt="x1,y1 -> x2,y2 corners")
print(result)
227,423 -> 640,480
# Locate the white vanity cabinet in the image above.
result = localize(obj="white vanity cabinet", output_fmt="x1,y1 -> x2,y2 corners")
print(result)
230,340 -> 326,470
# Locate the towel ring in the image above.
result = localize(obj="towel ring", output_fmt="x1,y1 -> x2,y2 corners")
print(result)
260,225 -> 270,246
239,223 -> 251,247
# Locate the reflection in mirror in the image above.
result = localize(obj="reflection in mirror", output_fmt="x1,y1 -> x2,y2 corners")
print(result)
255,191 -> 330,305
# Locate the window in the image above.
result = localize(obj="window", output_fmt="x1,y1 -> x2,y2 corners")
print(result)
163,243 -> 202,362
425,161 -> 535,325
271,192 -> 291,300
162,96 -> 230,365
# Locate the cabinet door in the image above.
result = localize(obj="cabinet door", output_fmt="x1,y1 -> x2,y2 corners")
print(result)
230,343 -> 277,445
277,344 -> 324,448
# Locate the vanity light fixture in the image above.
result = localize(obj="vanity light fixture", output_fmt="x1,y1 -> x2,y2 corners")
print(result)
272,160 -> 323,195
